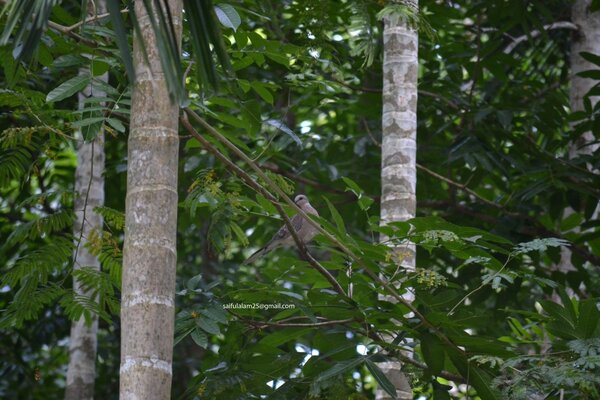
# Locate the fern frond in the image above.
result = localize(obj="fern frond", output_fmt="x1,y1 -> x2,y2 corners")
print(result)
348,1 -> 378,68
0,280 -> 65,329
93,206 -> 125,230
59,291 -> 112,324
0,146 -> 33,187
5,210 -> 74,247
2,236 -> 74,287
71,267 -> 119,321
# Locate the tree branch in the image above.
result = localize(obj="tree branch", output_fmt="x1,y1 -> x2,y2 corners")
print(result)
504,22 -> 578,54
180,113 -> 347,297
260,162 -> 353,197
417,163 -> 508,211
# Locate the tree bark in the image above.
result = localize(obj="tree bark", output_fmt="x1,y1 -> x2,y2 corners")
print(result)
65,1 -> 107,399
569,0 -> 600,157
119,1 -> 183,398
378,1 -> 418,399
555,0 -> 600,275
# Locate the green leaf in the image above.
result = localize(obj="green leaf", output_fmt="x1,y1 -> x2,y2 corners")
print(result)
46,75 -> 92,103
421,333 -> 445,375
200,306 -> 228,324
316,356 -> 366,382
447,348 -> 502,400
107,118 -> 126,133
341,176 -> 362,195
191,328 -> 209,348
214,4 -> 241,31
251,81 -> 274,104
196,316 -> 221,335
365,359 -> 397,399
576,299 -> 600,338
539,300 -> 576,328
580,52 -> 600,67
323,196 -> 346,236
264,119 -> 302,147
259,328 -> 312,347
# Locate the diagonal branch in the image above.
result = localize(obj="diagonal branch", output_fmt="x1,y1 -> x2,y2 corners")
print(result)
182,107 -> 468,358
180,113 -> 347,297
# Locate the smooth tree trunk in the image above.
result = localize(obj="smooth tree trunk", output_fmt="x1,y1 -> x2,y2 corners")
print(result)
378,1 -> 418,399
570,0 -> 600,155
119,0 -> 183,398
65,2 -> 107,399
555,0 -> 600,274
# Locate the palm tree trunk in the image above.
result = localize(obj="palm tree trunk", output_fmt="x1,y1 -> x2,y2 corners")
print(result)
119,0 -> 183,398
65,1 -> 107,398
555,0 -> 600,274
378,1 -> 418,399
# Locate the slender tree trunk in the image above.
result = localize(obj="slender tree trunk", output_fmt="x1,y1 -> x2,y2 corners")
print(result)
119,1 -> 183,398
555,0 -> 600,275
65,2 -> 107,399
378,1 -> 418,399
570,0 -> 600,155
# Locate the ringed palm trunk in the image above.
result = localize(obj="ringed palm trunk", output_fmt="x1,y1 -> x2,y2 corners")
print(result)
377,1 -> 418,399
65,2 -> 107,399
555,0 -> 600,274
119,0 -> 183,398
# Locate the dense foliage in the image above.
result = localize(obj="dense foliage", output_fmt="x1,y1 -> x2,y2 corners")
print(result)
0,0 -> 599,399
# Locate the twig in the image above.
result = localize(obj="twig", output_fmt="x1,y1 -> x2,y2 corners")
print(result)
47,21 -> 98,48
417,163 -> 504,210
362,118 -> 381,147
504,22 -> 578,54
260,162 -> 353,197
64,8 -> 129,33
448,255 -> 513,316
418,89 -> 460,110
180,113 -> 347,297
244,317 -> 354,328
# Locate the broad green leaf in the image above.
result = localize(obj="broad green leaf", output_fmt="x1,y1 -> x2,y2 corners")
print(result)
365,359 -> 397,399
251,81 -> 274,104
539,300 -> 576,328
191,328 -> 209,348
46,75 -> 91,103
174,326 -> 195,346
214,4 -> 241,31
196,316 -> 220,335
316,356 -> 365,382
447,348 -> 502,400
106,118 -> 126,133
259,328 -> 312,347
420,333 -> 446,375
576,299 -> 600,338
323,196 -> 346,236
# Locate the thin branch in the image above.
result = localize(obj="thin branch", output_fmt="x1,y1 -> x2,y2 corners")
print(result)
243,317 -> 354,328
260,162 -> 352,197
420,199 -> 600,266
47,21 -> 98,48
418,89 -> 461,110
417,163 -> 505,210
64,8 -> 129,33
361,118 -> 381,147
448,255 -> 513,315
504,22 -> 578,54
180,113 -> 347,297
357,326 -> 466,383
